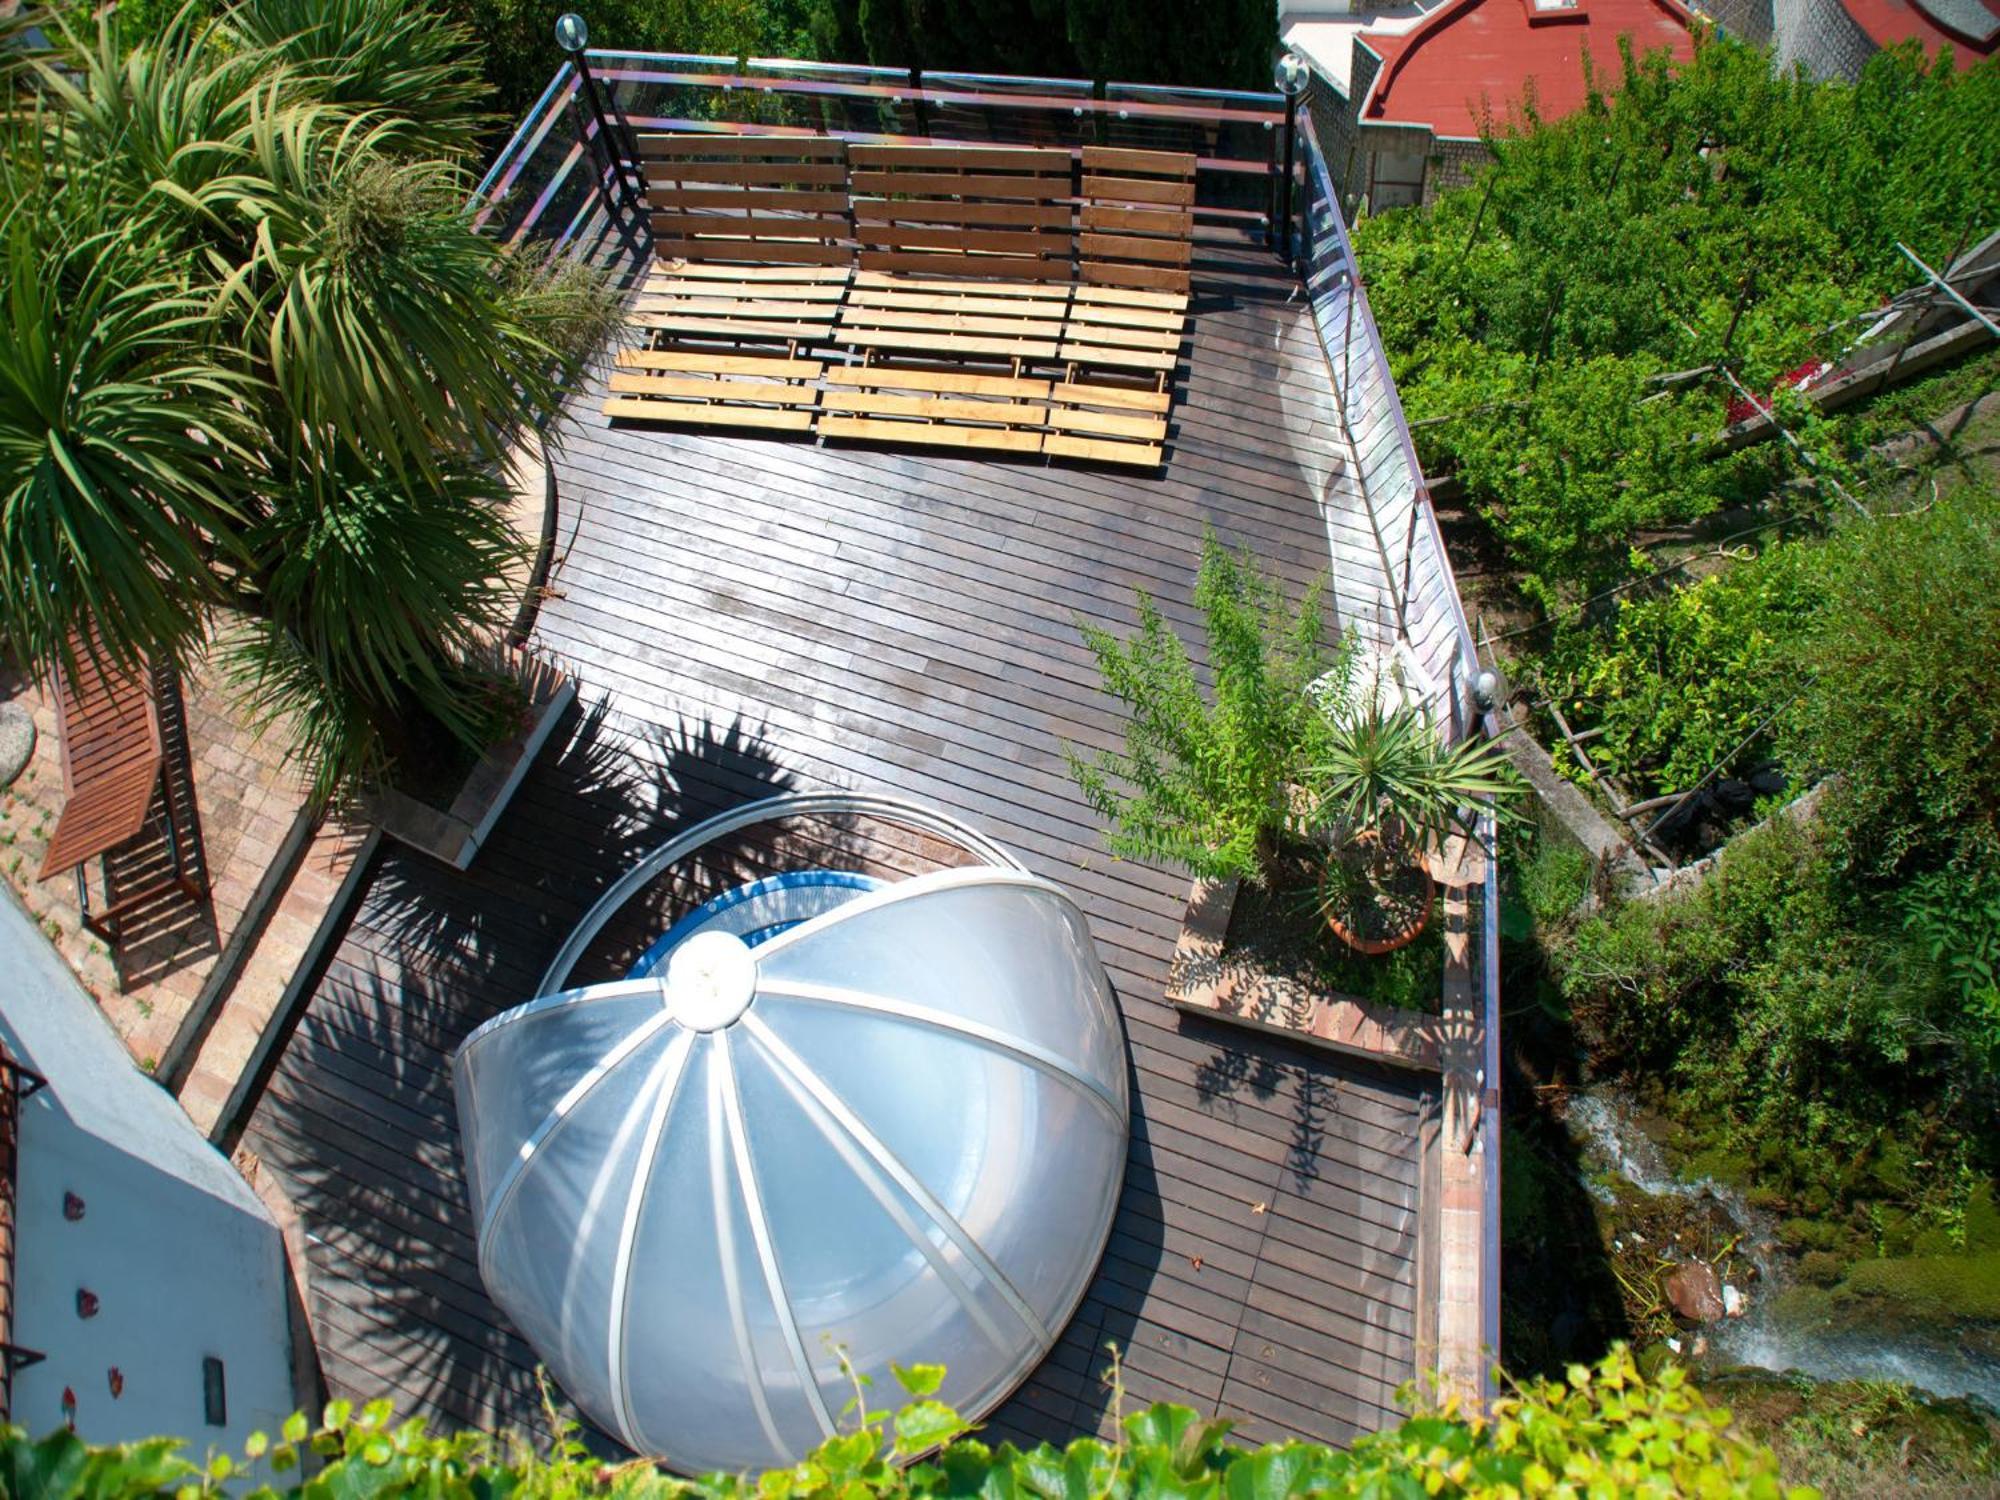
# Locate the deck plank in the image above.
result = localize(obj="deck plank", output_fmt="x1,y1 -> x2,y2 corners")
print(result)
242,235 -> 1432,1462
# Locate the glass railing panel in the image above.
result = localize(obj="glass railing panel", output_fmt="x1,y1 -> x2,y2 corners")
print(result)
918,71 -> 1094,149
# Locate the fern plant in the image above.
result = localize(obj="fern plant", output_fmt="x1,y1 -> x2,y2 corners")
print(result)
1068,537 -> 1337,884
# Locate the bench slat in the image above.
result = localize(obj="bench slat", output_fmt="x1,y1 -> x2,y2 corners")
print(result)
605,398 -> 816,430
617,349 -> 824,378
608,372 -> 819,405
1043,432 -> 1163,466
823,367 -> 1051,399
819,415 -> 1045,453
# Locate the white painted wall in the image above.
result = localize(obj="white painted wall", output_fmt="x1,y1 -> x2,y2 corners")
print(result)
2,890 -> 296,1457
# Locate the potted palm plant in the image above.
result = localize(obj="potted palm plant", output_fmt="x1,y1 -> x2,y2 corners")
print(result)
1306,695 -> 1521,953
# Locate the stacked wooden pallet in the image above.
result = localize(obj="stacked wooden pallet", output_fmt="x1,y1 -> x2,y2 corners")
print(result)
603,134 -> 1201,467
609,137 -> 851,432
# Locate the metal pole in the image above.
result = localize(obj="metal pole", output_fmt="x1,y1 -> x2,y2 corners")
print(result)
574,50 -> 643,221
1279,91 -> 1298,262
568,91 -> 622,223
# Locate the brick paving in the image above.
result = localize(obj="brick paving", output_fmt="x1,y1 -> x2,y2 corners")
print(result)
0,636 -> 313,1072
178,817 -> 368,1138
1,449 -> 551,1118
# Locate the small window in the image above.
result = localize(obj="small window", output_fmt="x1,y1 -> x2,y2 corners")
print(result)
202,1356 -> 227,1428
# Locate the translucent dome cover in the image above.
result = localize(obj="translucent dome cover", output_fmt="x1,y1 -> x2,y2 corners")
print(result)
451,799 -> 1129,1474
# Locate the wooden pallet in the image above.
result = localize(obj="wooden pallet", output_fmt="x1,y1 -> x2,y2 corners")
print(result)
1059,279 -> 1189,381
816,366 -> 1051,455
850,144 -> 1074,281
833,273 -> 1070,366
1042,381 -> 1172,467
603,348 -> 823,432
632,262 -> 852,349
1077,147 -> 1197,295
636,134 -> 852,265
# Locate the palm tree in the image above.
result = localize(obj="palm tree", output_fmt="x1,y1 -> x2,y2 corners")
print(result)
0,0 -> 614,798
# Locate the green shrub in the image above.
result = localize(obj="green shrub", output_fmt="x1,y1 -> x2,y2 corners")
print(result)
1537,539 -> 1824,797
1353,37 -> 2000,604
1068,537 -> 1335,883
1556,818 -> 1984,1217
0,1348 -> 1813,1499
1781,482 -> 2000,880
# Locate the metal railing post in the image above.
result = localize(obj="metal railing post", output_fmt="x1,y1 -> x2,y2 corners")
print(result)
575,50 -> 644,221
1280,94 -> 1298,262
1275,52 -> 1308,263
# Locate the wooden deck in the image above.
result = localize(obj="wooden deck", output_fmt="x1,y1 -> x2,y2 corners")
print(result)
241,236 -> 1441,1458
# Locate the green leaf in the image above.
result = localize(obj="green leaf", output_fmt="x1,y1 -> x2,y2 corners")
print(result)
893,1401 -> 967,1456
892,1363 -> 946,1399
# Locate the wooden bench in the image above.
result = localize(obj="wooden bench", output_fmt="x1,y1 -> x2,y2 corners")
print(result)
1076,147 -> 1198,295
609,130 -> 1193,466
37,643 -> 205,943
1059,150 -> 1196,394
817,366 -> 1052,456
833,271 -> 1070,369
1042,381 -> 1172,468
631,263 -> 847,349
849,145 -> 1074,282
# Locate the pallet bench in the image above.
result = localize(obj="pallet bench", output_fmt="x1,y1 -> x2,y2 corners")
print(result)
818,367 -> 1051,455
605,135 -> 1199,466
610,137 -> 852,432
604,348 -> 824,432
832,272 -> 1070,369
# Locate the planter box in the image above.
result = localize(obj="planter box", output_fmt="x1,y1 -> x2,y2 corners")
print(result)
366,654 -> 575,870
1165,875 -> 1441,1073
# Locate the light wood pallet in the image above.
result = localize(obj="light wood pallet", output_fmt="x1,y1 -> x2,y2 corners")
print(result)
1042,379 -> 1172,468
832,271 -> 1070,369
604,347 -> 824,432
1077,146 -> 1197,295
816,366 -> 1052,456
631,262 -> 850,349
849,144 -> 1074,282
636,133 -> 852,266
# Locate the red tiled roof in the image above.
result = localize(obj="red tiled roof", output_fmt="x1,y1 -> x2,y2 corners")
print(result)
1359,0 -> 1696,139
1841,0 -> 1999,67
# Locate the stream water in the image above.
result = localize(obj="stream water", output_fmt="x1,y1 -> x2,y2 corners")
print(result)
1564,1087 -> 2000,1410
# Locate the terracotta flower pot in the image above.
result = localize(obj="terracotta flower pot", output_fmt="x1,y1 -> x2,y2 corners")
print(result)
1320,827 -> 1436,955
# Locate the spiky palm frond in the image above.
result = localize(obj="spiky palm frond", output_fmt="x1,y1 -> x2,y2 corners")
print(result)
223,0 -> 496,157
215,100 -> 563,474
246,445 -> 524,708
2,0 -> 574,798
0,222 -> 259,679
28,6 -> 270,253
1309,699 -> 1523,852
225,443 -> 525,798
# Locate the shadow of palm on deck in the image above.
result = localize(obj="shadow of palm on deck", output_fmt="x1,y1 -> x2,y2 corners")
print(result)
249,694 -> 800,1449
